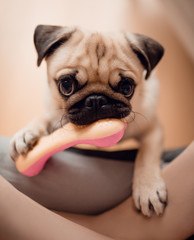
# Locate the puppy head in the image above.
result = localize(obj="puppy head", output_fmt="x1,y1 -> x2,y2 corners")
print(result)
34,25 -> 164,125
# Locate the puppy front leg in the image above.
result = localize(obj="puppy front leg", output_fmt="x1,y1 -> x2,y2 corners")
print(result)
132,120 -> 167,217
9,116 -> 56,160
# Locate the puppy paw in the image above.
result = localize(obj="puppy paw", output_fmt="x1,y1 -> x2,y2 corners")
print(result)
133,175 -> 167,217
9,130 -> 40,160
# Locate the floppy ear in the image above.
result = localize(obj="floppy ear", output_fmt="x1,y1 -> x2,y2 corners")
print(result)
126,33 -> 164,79
34,24 -> 76,66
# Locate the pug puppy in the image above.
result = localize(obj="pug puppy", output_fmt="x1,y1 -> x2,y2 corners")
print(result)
9,25 -> 167,217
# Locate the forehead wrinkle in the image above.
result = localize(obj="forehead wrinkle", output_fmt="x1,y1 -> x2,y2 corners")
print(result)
88,33 -> 99,67
79,35 -> 96,81
55,37 -> 92,79
49,31 -> 143,85
47,31 -> 85,75
66,36 -> 88,65
97,35 -> 141,84
96,39 -> 106,64
112,38 -> 143,77
81,33 -> 106,82
96,35 -> 115,82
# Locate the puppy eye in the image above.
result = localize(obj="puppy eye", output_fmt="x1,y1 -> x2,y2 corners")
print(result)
58,75 -> 77,97
117,77 -> 135,98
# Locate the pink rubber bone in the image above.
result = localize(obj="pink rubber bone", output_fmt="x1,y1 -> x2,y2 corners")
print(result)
15,119 -> 127,177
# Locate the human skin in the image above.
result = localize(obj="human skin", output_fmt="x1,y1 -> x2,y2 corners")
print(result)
0,175 -> 111,240
0,141 -> 194,240
55,141 -> 194,240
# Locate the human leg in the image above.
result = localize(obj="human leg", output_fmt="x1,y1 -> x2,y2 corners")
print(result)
0,175 -> 112,240
57,142 -> 194,240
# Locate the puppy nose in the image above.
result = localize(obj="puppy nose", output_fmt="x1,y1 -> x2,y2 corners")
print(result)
85,94 -> 108,109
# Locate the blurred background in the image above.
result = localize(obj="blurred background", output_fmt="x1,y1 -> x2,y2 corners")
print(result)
0,0 -> 193,149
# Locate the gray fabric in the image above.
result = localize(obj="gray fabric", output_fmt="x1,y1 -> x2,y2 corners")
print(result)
0,136 -> 133,214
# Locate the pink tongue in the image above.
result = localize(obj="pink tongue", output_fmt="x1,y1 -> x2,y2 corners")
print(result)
21,122 -> 127,177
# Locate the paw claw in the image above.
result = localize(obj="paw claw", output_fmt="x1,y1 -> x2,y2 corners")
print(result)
157,190 -> 168,204
133,175 -> 167,217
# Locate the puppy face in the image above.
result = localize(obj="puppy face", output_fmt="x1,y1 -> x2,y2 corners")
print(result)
34,25 -> 164,126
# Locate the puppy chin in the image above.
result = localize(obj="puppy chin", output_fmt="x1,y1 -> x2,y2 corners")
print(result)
67,94 -> 131,125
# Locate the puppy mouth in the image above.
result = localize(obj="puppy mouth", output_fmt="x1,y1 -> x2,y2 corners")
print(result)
67,94 -> 130,125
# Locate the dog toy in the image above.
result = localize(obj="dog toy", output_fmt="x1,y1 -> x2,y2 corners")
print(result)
15,119 -> 127,176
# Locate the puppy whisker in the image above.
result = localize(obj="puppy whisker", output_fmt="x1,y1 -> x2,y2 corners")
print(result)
126,110 -> 148,132
59,114 -> 68,128
132,110 -> 148,122
126,111 -> 136,124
